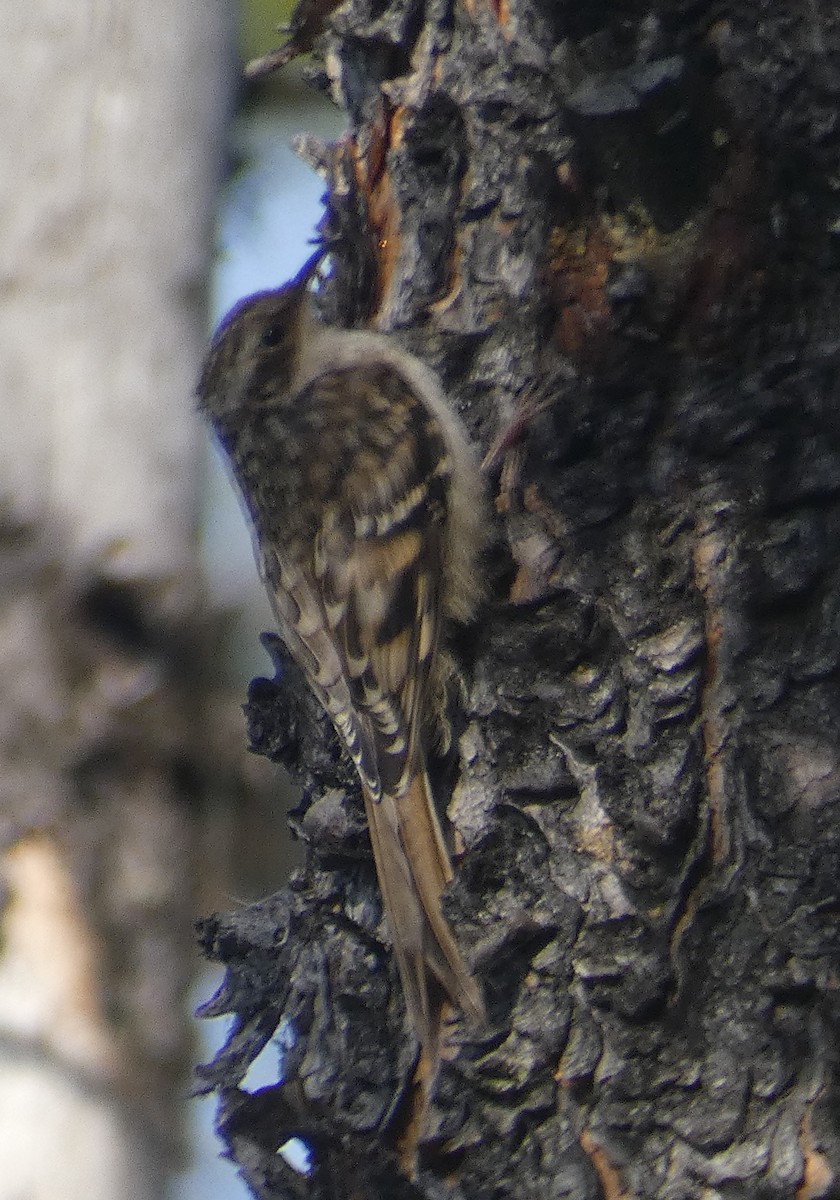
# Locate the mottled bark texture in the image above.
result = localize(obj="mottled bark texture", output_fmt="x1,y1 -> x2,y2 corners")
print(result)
197,2 -> 840,1197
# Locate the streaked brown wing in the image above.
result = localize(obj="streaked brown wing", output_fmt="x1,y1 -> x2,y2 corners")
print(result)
261,545 -> 381,798
303,364 -> 450,800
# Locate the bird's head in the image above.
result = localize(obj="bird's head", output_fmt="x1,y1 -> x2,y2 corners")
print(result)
197,250 -> 324,425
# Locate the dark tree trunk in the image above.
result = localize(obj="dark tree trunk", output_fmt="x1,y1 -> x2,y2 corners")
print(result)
198,2 -> 840,1197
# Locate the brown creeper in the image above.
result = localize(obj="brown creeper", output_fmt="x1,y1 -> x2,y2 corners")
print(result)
197,255 -> 487,1046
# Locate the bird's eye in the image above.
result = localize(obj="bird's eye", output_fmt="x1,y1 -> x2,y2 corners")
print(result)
260,324 -> 284,348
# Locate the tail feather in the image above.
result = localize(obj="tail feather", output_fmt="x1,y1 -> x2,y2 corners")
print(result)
362,771 -> 486,1047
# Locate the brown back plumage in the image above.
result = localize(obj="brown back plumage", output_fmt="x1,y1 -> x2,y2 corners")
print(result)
198,279 -> 486,1046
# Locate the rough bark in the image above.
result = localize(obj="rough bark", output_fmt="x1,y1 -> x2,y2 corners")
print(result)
198,2 -> 840,1198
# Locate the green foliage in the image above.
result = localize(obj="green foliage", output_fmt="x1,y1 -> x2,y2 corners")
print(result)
239,0 -> 297,63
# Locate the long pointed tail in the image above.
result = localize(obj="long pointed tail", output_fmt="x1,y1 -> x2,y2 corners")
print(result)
362,771 -> 486,1047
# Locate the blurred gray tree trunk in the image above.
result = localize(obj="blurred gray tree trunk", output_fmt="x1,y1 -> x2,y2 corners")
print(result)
199,2 -> 840,1198
0,3 -> 231,1196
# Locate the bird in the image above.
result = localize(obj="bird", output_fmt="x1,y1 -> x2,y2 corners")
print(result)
197,253 -> 487,1047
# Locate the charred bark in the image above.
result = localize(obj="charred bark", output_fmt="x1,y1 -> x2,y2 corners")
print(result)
199,2 -> 840,1196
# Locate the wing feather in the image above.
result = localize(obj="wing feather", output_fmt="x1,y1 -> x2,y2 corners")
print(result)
256,362 -> 485,1040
